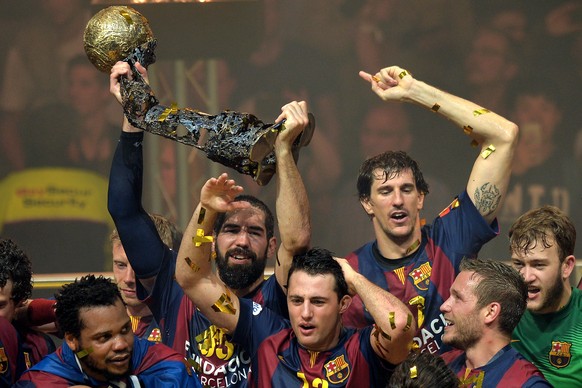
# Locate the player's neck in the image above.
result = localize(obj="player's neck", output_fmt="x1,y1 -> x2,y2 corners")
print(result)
232,276 -> 264,298
126,303 -> 152,318
376,230 -> 422,260
464,335 -> 509,370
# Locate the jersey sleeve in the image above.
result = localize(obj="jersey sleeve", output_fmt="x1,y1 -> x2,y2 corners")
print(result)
108,131 -> 168,279
431,190 -> 499,266
232,298 -> 290,357
255,275 -> 289,319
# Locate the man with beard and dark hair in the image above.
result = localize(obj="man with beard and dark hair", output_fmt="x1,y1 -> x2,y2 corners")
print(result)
107,61 -> 311,387
509,206 -> 582,387
15,275 -> 200,387
440,258 -> 549,387
212,194 -> 275,291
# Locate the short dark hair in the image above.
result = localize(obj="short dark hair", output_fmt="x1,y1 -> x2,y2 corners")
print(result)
287,248 -> 348,301
213,194 -> 274,239
388,350 -> 459,388
0,239 -> 33,304
111,213 -> 183,251
357,151 -> 429,201
55,275 -> 123,338
460,258 -> 527,335
509,205 -> 576,263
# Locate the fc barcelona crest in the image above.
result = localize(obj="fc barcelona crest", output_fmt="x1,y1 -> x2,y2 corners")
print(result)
0,347 -> 7,374
148,327 -> 162,342
549,341 -> 571,368
409,262 -> 432,291
324,355 -> 350,384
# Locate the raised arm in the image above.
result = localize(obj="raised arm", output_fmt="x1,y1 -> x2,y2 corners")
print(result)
175,174 -> 247,334
360,66 -> 518,225
273,101 -> 312,288
107,61 -> 167,291
337,258 -> 415,365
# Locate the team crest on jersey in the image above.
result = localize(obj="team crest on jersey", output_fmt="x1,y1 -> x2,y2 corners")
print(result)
549,341 -> 571,368
0,347 -> 7,374
439,198 -> 460,218
147,328 -> 162,342
409,262 -> 432,290
324,355 -> 350,384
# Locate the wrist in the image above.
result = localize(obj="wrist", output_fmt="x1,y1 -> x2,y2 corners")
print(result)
122,117 -> 143,133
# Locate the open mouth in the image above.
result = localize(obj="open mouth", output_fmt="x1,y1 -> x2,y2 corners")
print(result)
108,354 -> 130,366
299,323 -> 315,335
390,211 -> 408,222
227,248 -> 256,264
527,286 -> 541,299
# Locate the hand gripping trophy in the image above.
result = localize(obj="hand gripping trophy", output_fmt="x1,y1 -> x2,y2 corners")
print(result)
84,6 -> 314,185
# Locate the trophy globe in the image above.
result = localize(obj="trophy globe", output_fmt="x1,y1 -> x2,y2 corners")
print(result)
84,5 -> 156,72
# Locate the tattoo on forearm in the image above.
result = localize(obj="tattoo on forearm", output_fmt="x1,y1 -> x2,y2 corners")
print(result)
474,183 -> 501,215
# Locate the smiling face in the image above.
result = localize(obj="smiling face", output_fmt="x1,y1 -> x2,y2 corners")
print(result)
440,271 -> 483,350
511,238 -> 573,314
287,271 -> 350,352
215,206 -> 276,290
360,168 -> 424,245
66,298 -> 134,382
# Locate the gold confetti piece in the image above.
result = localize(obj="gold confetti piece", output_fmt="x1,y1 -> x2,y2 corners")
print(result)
187,358 -> 202,372
389,312 -> 396,330
473,108 -> 490,117
431,103 -> 440,112
463,125 -> 473,135
409,296 -> 425,327
76,347 -> 94,359
380,331 -> 391,341
405,239 -> 420,256
211,290 -> 236,314
373,325 -> 392,342
470,139 -> 479,148
409,341 -> 420,350
193,229 -> 213,247
211,251 -> 217,261
480,144 -> 496,159
410,366 -> 418,379
197,207 -> 206,224
372,75 -> 381,83
158,103 -> 178,122
119,10 -> 133,25
403,314 -> 413,332
398,70 -> 409,79
184,257 -> 200,272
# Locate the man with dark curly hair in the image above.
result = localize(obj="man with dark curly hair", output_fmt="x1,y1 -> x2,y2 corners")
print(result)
0,238 -> 55,373
15,275 -> 201,387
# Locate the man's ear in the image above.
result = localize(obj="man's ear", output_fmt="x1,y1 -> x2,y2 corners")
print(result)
360,197 -> 374,216
65,333 -> 79,353
268,236 -> 277,258
339,295 -> 352,314
417,192 -> 425,210
483,302 -> 501,325
562,255 -> 576,279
